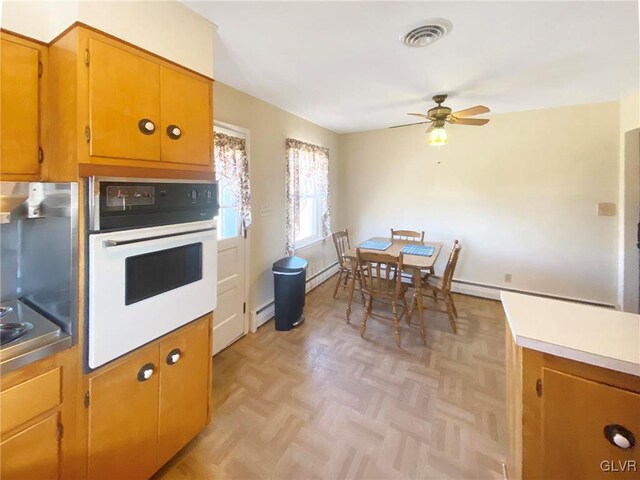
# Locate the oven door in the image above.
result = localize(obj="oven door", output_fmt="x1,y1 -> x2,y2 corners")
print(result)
88,220 -> 216,369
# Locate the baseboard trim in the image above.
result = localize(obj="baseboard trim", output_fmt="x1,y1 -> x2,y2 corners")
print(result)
451,279 -> 615,309
250,262 -> 340,332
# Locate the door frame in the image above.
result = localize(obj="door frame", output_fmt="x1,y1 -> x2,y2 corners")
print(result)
214,120 -> 251,338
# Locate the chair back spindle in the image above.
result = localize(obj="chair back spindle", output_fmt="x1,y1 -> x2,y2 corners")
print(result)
356,249 -> 404,298
390,229 -> 425,242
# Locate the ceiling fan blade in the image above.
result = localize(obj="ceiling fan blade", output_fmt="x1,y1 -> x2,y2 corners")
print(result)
389,121 -> 431,129
449,117 -> 490,126
407,113 -> 431,119
425,123 -> 435,134
451,105 -> 490,118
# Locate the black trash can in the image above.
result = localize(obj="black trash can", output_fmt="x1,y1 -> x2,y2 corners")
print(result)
272,256 -> 308,331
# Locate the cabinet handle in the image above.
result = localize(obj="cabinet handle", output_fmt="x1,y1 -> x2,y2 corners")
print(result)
166,348 -> 182,365
138,119 -> 156,135
166,124 -> 182,140
604,424 -> 636,449
137,363 -> 155,382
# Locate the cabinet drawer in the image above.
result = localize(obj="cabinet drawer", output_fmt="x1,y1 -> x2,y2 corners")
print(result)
0,367 -> 61,435
0,413 -> 60,480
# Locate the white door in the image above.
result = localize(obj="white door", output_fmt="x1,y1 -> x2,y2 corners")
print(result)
214,128 -> 248,355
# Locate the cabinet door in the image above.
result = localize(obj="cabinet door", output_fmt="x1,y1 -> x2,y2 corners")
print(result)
0,413 -> 60,480
88,38 -> 161,162
0,37 -> 41,176
158,318 -> 210,465
88,347 -> 159,480
160,67 -> 212,166
543,368 -> 640,479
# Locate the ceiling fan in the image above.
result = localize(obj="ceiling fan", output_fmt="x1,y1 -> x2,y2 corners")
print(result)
390,94 -> 490,146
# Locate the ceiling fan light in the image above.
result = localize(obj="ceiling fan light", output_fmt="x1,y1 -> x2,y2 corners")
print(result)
428,127 -> 448,146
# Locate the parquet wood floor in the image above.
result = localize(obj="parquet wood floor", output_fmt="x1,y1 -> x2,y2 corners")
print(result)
154,277 -> 507,480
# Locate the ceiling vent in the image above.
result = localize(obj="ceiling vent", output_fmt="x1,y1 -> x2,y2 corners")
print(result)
401,20 -> 452,48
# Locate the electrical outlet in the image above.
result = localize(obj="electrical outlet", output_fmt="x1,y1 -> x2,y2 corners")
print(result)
504,273 -> 512,283
260,205 -> 273,217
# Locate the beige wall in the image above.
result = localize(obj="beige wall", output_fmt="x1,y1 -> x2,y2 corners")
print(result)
339,101 -> 621,305
618,91 -> 640,311
214,82 -> 341,315
1,0 -> 215,77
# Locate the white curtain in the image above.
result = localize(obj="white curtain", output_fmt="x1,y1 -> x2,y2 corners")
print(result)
214,131 -> 252,234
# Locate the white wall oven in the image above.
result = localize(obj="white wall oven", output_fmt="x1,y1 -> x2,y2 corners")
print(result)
87,178 -> 218,369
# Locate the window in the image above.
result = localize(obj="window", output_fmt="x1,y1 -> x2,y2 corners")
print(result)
214,127 -> 251,240
285,138 -> 331,253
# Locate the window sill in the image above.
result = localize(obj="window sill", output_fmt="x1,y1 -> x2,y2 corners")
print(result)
294,236 -> 328,253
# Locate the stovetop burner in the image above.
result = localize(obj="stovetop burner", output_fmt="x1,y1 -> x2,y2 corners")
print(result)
0,321 -> 33,345
0,306 -> 13,319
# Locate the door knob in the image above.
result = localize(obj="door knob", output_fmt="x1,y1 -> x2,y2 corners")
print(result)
166,348 -> 182,365
604,424 -> 636,449
138,119 -> 156,135
166,124 -> 182,140
137,363 -> 155,382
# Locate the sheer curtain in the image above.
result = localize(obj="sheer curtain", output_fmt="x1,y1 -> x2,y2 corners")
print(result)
214,131 -> 252,234
285,138 -> 331,254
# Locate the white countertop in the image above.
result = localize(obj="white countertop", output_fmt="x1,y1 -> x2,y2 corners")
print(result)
501,291 -> 640,377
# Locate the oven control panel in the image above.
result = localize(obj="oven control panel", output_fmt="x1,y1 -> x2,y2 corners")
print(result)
94,180 -> 219,231
106,186 -> 155,207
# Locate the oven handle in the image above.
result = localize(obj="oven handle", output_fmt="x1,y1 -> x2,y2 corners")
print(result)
102,227 -> 216,247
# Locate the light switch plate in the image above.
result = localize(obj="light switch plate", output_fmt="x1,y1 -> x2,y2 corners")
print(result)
597,203 -> 616,217
260,205 -> 273,217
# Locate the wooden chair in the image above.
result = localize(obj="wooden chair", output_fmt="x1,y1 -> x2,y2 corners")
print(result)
356,249 -> 410,347
410,240 -> 462,334
390,229 -> 424,242
332,229 -> 358,299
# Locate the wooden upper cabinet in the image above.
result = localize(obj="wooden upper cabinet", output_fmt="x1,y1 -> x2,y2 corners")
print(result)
88,38 -> 161,162
0,34 -> 45,179
87,346 -> 159,480
158,318 -> 210,466
160,66 -> 212,166
45,25 -> 214,179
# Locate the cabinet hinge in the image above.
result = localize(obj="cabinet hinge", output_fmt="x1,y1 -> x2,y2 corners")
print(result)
38,61 -> 43,78
38,147 -> 44,164
84,126 -> 91,143
57,422 -> 64,440
536,378 -> 543,397
84,49 -> 90,66
243,302 -> 246,314
84,391 -> 90,408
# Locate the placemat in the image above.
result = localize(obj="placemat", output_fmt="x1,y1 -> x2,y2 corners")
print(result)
358,240 -> 392,251
400,244 -> 435,257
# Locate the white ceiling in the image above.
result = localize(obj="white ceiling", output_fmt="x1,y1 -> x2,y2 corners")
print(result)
184,1 -> 639,133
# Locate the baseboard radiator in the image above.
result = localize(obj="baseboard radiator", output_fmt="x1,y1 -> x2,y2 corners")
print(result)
251,265 -> 614,331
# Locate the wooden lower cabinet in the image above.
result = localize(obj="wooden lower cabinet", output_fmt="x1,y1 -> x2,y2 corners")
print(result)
0,346 -> 79,480
86,314 -> 212,479
507,330 -> 640,479
0,413 -> 60,480
543,368 -> 640,479
158,319 -> 210,465
87,345 -> 160,480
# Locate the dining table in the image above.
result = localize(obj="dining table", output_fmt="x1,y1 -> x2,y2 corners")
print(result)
343,237 -> 443,340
